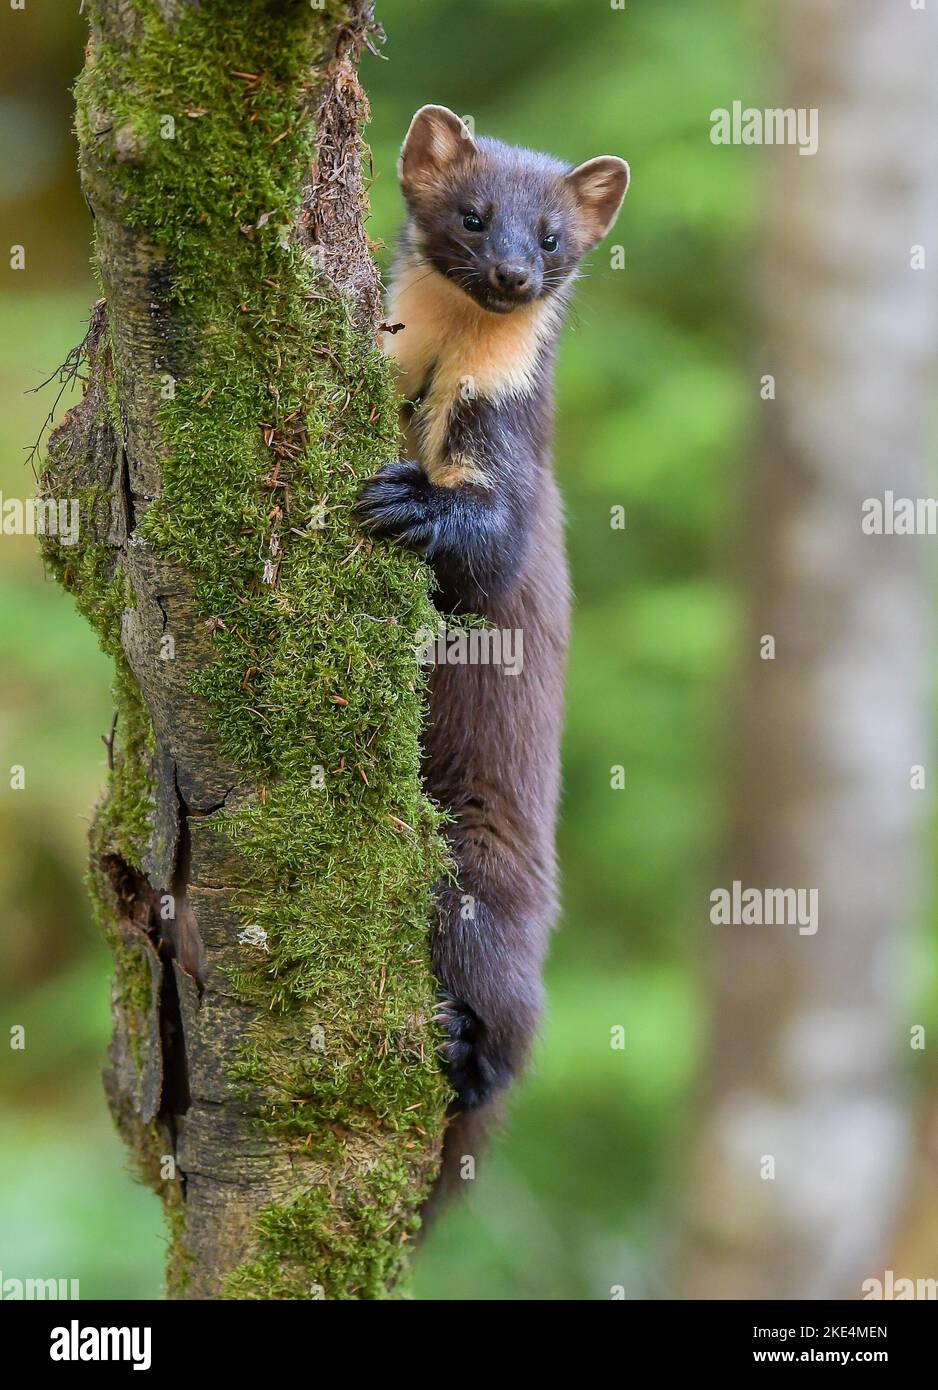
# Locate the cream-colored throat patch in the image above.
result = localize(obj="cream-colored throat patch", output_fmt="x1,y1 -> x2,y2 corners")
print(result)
383,251 -> 559,484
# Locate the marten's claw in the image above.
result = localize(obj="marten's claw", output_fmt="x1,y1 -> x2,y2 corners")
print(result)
435,992 -> 499,1110
353,459 -> 434,550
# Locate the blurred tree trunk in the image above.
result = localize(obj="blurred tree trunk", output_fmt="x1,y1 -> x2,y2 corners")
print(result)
678,0 -> 938,1299
889,1098 -> 938,1281
38,0 -> 447,1299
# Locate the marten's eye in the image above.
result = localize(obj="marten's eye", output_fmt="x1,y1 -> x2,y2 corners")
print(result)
462,211 -> 484,232
541,233 -> 559,253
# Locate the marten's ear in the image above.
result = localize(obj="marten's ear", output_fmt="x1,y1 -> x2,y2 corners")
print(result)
565,156 -> 630,249
399,105 -> 479,199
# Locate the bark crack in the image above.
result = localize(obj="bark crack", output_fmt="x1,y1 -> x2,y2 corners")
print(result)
118,438 -> 137,536
102,852 -> 192,1140
170,767 -> 205,988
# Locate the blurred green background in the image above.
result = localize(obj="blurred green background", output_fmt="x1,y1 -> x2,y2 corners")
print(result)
0,0 -> 774,1299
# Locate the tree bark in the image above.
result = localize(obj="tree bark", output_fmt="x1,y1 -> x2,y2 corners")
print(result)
677,0 -> 938,1299
39,0 -> 448,1300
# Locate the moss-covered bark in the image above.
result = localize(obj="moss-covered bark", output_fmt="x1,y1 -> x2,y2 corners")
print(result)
39,0 -> 449,1299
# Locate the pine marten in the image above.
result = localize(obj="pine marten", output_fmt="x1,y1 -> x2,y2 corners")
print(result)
355,106 -> 629,1203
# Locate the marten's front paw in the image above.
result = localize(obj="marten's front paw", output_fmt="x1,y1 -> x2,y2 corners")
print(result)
354,459 -> 434,550
435,993 -> 500,1110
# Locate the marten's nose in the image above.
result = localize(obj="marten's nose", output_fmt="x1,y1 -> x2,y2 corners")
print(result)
489,262 -> 531,296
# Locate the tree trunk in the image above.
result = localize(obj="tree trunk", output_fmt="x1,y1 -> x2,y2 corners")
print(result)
677,0 -> 938,1299
889,1097 -> 938,1284
38,0 -> 448,1300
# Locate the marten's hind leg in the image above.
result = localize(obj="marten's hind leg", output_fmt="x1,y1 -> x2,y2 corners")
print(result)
431,875 -> 545,1112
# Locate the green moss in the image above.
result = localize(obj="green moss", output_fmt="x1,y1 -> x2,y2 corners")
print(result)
99,666 -> 157,871
111,935 -> 153,1074
40,441 -> 160,1081
221,1159 -> 426,1300
40,481 -> 122,658
163,1185 -> 195,1298
40,472 -> 157,871
63,0 -> 449,1297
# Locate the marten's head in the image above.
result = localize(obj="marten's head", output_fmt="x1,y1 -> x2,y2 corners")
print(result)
398,105 -> 629,316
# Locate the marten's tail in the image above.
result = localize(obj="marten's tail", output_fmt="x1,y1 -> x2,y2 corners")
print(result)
420,1099 -> 503,1231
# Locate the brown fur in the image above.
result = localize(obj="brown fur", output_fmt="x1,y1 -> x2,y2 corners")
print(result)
355,107 -> 629,1216
388,246 -> 563,485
